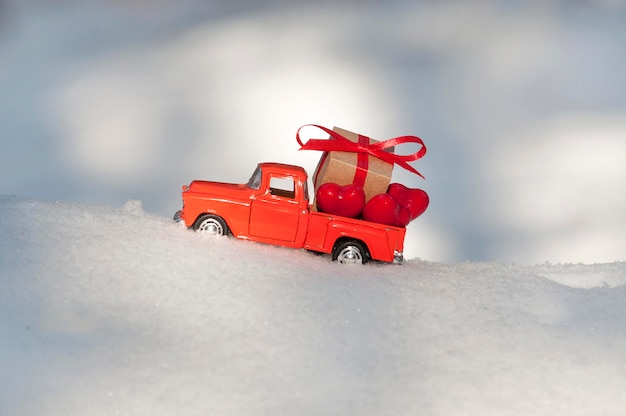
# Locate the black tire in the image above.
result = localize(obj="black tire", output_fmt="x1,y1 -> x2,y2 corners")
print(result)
192,214 -> 230,236
332,240 -> 369,265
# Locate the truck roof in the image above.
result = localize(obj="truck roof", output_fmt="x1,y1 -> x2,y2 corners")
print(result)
258,162 -> 308,179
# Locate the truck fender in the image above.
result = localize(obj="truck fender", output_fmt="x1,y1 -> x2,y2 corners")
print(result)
326,224 -> 392,262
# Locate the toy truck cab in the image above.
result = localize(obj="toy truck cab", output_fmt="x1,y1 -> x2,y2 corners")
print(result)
243,163 -> 311,246
175,163 -> 311,245
175,163 -> 406,264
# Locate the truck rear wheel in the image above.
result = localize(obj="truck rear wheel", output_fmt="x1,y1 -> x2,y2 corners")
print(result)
332,240 -> 369,265
193,214 -> 229,236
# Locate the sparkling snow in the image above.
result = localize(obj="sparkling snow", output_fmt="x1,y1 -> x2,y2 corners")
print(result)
1,196 -> 625,415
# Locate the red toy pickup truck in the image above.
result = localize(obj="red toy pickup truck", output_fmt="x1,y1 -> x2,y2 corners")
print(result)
174,163 -> 406,264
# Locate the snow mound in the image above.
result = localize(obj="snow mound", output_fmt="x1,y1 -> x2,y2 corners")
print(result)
1,196 -> 626,416
532,262 -> 626,289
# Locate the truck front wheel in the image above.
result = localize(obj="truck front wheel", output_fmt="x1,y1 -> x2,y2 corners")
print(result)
332,240 -> 369,265
193,214 -> 229,236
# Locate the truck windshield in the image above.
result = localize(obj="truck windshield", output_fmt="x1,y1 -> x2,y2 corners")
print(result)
247,165 -> 262,189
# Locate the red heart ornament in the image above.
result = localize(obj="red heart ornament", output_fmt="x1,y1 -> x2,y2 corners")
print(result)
396,206 -> 412,228
316,183 -> 366,218
362,193 -> 401,226
387,183 -> 429,222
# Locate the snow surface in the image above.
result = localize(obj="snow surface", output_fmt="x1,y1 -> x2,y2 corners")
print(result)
2,195 -> 626,415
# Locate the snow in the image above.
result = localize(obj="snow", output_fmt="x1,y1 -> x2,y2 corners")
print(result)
2,195 -> 625,415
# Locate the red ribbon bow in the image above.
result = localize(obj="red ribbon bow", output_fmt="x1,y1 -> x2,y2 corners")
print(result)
296,124 -> 427,179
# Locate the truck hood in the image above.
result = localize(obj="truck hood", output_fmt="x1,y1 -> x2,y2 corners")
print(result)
187,181 -> 253,200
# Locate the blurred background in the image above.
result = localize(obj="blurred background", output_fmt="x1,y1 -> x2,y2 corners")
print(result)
1,0 -> 625,264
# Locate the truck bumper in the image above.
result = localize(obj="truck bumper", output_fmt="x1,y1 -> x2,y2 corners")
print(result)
173,210 -> 184,225
393,250 -> 404,264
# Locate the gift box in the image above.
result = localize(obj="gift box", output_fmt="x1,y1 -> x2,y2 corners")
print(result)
312,126 -> 394,207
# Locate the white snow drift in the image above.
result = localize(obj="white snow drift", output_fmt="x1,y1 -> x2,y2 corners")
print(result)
1,196 -> 625,415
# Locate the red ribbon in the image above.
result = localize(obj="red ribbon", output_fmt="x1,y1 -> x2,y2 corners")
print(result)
353,134 -> 369,188
296,124 -> 427,179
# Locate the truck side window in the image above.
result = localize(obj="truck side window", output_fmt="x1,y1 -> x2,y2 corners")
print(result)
269,176 -> 295,199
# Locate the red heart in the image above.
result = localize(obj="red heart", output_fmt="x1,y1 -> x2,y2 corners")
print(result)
362,193 -> 402,226
316,183 -> 365,218
396,205 -> 412,228
387,183 -> 429,223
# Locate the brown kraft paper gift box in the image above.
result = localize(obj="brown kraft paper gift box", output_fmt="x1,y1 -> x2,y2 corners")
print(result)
312,126 -> 394,210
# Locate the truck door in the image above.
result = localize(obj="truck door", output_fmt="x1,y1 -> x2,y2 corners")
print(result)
249,175 -> 302,242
